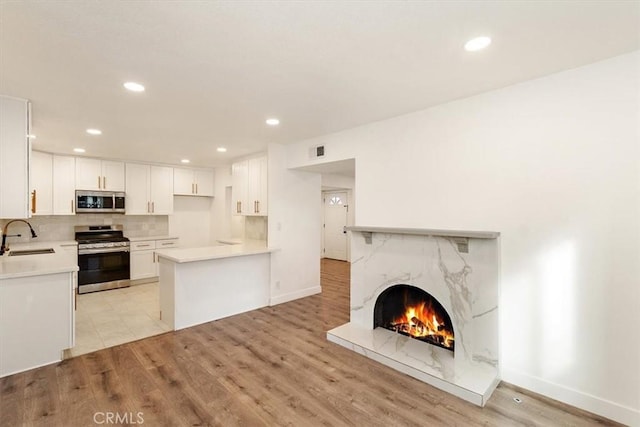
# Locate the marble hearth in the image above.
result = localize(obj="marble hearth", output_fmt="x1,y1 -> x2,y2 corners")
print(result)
327,226 -> 500,406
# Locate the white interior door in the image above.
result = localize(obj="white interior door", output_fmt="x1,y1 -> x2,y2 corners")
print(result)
323,191 -> 348,261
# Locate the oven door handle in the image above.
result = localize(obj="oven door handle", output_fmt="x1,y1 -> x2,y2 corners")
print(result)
78,247 -> 130,255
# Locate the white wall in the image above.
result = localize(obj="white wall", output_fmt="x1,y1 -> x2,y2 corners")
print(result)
322,173 -> 355,191
168,196 -> 213,248
268,143 -> 322,305
209,166 -> 234,241
286,51 -> 640,425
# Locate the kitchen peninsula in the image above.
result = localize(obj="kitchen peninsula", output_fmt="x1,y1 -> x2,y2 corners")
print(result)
156,240 -> 275,330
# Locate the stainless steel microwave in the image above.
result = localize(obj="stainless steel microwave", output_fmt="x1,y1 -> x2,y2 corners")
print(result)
75,190 -> 126,213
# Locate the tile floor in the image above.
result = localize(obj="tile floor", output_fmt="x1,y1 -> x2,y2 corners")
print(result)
67,282 -> 171,358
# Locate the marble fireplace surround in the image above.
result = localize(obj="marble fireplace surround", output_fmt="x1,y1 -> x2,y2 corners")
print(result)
327,226 -> 500,406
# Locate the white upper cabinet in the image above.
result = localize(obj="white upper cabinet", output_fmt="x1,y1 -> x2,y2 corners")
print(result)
173,168 -> 194,196
232,155 -> 267,216
125,163 -> 149,214
125,163 -> 173,215
31,151 -> 77,216
194,169 -> 214,197
149,165 -> 174,214
231,160 -> 248,215
30,151 -> 53,215
52,155 -> 76,215
0,95 -> 30,219
75,158 -> 125,191
173,167 -> 214,197
248,156 -> 268,216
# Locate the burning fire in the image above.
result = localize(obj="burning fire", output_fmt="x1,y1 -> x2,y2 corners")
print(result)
389,302 -> 454,349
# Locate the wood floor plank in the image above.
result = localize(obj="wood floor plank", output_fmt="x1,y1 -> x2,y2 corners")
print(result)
0,258 -> 623,427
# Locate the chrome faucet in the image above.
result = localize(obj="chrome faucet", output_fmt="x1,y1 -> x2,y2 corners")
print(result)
0,220 -> 38,255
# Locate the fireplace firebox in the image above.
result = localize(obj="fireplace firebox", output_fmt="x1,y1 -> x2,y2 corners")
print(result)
374,284 -> 454,351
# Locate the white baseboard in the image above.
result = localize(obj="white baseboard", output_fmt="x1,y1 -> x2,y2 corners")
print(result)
269,285 -> 321,306
503,368 -> 640,426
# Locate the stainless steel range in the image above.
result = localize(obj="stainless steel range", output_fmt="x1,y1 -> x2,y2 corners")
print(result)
75,225 -> 130,294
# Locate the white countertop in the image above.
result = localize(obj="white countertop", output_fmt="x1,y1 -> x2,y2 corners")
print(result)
0,241 -> 79,280
156,240 -> 274,263
127,235 -> 179,242
216,237 -> 244,245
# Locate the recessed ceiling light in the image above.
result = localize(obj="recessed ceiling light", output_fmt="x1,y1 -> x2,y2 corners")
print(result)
73,148 -> 86,153
123,81 -> 145,92
464,36 -> 491,52
265,118 -> 280,126
86,128 -> 102,135
27,134 -> 36,139
217,147 -> 227,153
181,159 -> 190,164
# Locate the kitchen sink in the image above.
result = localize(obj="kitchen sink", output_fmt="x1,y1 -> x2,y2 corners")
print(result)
7,248 -> 55,256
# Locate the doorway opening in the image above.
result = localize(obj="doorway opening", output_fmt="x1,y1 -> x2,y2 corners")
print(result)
322,190 -> 350,261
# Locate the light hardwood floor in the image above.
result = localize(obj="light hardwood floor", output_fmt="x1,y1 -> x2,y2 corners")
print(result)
0,259 -> 620,426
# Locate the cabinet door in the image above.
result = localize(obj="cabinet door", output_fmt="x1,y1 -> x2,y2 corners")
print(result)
150,166 -> 174,214
231,160 -> 248,215
257,156 -> 268,215
247,156 -> 268,215
53,155 -> 76,215
31,151 -> 53,215
125,163 -> 150,215
194,169 -> 214,197
0,96 -> 30,219
130,249 -> 157,280
102,160 -> 125,191
173,167 -> 194,195
75,158 -> 101,190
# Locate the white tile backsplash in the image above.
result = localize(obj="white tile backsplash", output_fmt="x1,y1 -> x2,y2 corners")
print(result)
0,215 -> 169,243
245,216 -> 267,241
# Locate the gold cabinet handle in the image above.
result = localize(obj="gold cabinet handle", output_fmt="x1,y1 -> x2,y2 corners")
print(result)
152,201 -> 155,213
103,176 -> 106,189
196,183 -> 198,194
97,176 -> 101,189
71,200 -> 74,213
31,190 -> 36,214
147,201 -> 150,213
257,200 -> 260,213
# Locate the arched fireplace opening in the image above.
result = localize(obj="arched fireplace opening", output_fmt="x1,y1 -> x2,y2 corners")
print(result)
374,285 -> 455,351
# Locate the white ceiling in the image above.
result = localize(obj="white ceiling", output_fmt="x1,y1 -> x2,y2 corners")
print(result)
1,1 -> 638,168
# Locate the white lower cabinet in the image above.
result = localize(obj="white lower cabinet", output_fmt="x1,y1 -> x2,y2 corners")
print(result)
130,238 -> 179,280
0,271 -> 75,377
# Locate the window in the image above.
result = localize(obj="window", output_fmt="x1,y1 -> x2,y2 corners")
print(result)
329,196 -> 343,205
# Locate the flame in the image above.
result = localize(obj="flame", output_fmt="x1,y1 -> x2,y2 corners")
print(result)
388,301 -> 454,349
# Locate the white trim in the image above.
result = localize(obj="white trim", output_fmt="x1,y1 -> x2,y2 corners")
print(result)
269,285 -> 321,306
503,368 -> 640,426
